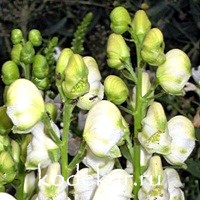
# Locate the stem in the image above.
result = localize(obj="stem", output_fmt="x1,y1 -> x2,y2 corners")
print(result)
133,43 -> 144,200
21,62 -> 30,80
16,163 -> 25,200
61,99 -> 75,180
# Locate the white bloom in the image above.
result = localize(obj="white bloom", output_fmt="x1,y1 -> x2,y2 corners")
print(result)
24,172 -> 36,200
0,193 -> 16,200
83,100 -> 129,158
192,65 -> 200,85
93,169 -> 133,200
25,122 -> 60,170
138,102 -> 172,155
6,79 -> 45,133
77,56 -> 104,110
164,115 -> 195,166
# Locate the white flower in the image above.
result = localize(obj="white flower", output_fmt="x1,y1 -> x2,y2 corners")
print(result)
77,56 -> 104,110
24,172 -> 36,200
192,65 -> 200,85
6,79 -> 45,133
83,100 -> 129,158
25,122 -> 60,170
164,115 -> 195,166
38,162 -> 67,200
0,193 -> 16,200
138,102 -> 172,155
92,169 -> 133,200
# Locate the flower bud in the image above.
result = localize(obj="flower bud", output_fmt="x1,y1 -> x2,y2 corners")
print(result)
20,41 -> 35,64
28,29 -> 42,46
0,151 -> 16,184
38,162 -> 67,199
32,54 -> 49,79
62,54 -> 89,99
11,44 -> 23,65
93,169 -> 133,200
45,102 -> 57,121
0,106 -> 13,135
138,102 -> 172,155
1,60 -> 20,85
6,79 -> 45,133
32,77 -> 50,91
77,56 -> 104,110
110,6 -> 131,34
107,33 -> 130,70
0,193 -> 16,200
0,135 -> 10,151
24,172 -> 36,200
11,140 -> 20,163
156,49 -> 191,95
141,28 -> 166,66
11,29 -> 23,45
56,48 -> 74,80
104,75 -> 129,105
83,100 -> 129,158
131,10 -> 151,43
164,115 -> 195,166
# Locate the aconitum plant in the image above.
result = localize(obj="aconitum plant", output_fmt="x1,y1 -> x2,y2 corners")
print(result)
0,6 -> 196,200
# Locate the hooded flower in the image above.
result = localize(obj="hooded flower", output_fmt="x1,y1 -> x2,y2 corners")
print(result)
83,100 -> 129,158
6,79 -> 45,133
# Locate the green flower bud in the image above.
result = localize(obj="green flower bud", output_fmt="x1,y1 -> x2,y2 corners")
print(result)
141,28 -> 166,66
104,75 -> 129,105
11,140 -> 20,163
0,135 -> 10,151
28,29 -> 42,46
62,54 -> 89,99
32,54 -> 49,79
0,106 -> 13,135
107,33 -> 130,70
32,77 -> 50,91
156,49 -> 191,95
20,41 -> 35,64
110,6 -> 131,34
6,79 -> 45,133
45,102 -> 57,121
11,29 -> 23,45
55,48 -> 74,80
1,60 -> 20,85
11,44 -> 23,65
131,10 -> 151,43
0,151 -> 16,184
83,100 -> 129,158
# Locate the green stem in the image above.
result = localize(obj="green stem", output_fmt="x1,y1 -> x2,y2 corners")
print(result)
61,99 -> 75,180
21,62 -> 30,80
133,43 -> 144,200
16,163 -> 25,200
68,141 -> 87,175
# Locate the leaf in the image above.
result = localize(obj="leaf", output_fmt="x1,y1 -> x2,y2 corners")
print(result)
185,158 -> 200,178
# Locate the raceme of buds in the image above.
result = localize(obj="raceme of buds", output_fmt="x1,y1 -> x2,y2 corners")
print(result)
163,115 -> 195,166
6,79 -> 45,133
0,193 -> 16,200
107,33 -> 131,70
73,168 -> 98,200
25,122 -> 60,170
62,54 -> 90,99
83,100 -> 129,158
164,168 -> 185,200
0,106 -> 13,135
110,6 -> 131,34
156,49 -> 191,95
138,102 -> 172,155
0,151 -> 16,185
1,60 -> 20,85
104,75 -> 129,105
131,10 -> 151,43
141,28 -> 166,66
83,148 -> 115,176
77,56 -> 104,110
11,44 -> 23,65
55,48 -> 74,80
138,156 -> 170,200
28,29 -> 42,46
38,162 -> 67,200
20,41 -> 35,64
23,171 -> 36,200
92,169 -> 133,200
32,54 -> 49,79
11,29 -> 23,45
